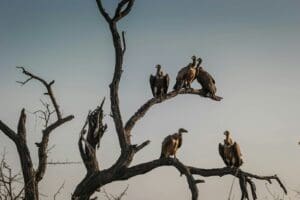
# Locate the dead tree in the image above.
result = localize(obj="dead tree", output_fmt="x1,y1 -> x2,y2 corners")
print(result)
0,67 -> 74,200
72,1 -> 287,200
0,151 -> 24,199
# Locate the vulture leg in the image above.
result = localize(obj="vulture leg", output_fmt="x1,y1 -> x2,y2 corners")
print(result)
239,175 -> 249,200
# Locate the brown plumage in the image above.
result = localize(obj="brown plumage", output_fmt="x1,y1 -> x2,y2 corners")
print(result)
218,131 -> 243,168
173,56 -> 197,90
160,128 -> 188,159
149,65 -> 169,98
196,58 -> 217,97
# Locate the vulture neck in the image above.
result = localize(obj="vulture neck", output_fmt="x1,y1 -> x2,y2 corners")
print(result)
197,61 -> 201,68
190,59 -> 197,68
225,134 -> 233,145
156,68 -> 163,76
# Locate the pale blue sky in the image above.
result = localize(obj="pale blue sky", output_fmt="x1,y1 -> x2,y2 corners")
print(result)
0,0 -> 300,199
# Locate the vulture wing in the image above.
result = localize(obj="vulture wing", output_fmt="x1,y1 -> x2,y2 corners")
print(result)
149,75 -> 156,97
163,74 -> 170,94
218,143 -> 229,166
232,142 -> 243,167
177,66 -> 189,80
197,70 -> 217,94
160,135 -> 173,158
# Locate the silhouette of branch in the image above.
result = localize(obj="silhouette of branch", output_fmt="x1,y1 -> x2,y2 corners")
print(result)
53,181 -> 65,200
0,151 -> 24,200
102,185 -> 129,200
125,88 -> 222,133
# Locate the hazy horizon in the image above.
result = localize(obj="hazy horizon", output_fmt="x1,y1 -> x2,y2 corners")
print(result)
0,0 -> 299,199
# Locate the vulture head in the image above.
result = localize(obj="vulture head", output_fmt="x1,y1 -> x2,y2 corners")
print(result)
197,57 -> 202,66
224,130 -> 230,137
178,128 -> 188,134
155,64 -> 162,76
191,55 -> 197,64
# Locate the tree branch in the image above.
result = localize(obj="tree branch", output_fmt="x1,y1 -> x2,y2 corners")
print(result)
121,158 -> 200,200
121,31 -> 126,55
113,0 -> 135,22
0,121 -> 18,143
53,181 -> 65,200
16,66 -> 62,120
35,115 -> 74,182
125,88 -> 223,133
78,100 -> 107,174
95,0 -> 111,23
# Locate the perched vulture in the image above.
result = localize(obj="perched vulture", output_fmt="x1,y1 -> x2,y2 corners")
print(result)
173,56 -> 197,90
195,58 -> 217,98
160,128 -> 188,159
149,65 -> 170,98
218,131 -> 243,168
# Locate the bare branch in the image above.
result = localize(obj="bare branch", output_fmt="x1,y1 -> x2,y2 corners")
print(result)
102,185 -> 129,200
125,88 -> 223,133
95,0 -> 111,23
35,114 -> 74,182
113,0 -> 135,22
132,140 -> 150,153
53,181 -> 65,200
33,100 -> 55,128
78,99 -> 107,174
16,66 -> 62,120
0,121 -> 18,142
17,108 -> 26,140
121,31 -> 126,55
0,152 -> 24,200
47,161 -> 81,165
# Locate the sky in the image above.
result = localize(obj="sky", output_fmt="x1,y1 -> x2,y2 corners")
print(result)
0,0 -> 300,199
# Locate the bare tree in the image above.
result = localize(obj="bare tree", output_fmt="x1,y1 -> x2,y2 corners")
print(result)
72,1 -> 287,200
0,151 -> 24,200
0,67 -> 74,200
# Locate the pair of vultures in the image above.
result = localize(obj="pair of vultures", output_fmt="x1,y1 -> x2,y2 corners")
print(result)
160,129 -> 243,168
149,56 -> 217,98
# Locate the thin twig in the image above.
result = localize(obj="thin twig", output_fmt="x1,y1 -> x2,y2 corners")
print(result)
53,181 -> 65,200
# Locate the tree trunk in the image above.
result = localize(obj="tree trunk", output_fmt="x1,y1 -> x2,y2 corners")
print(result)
16,140 -> 39,200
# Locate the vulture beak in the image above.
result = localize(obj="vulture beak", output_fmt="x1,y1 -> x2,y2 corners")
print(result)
179,128 -> 188,133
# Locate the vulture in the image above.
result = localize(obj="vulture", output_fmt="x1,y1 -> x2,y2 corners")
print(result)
218,131 -> 243,168
160,128 -> 188,159
173,56 -> 197,90
149,65 -> 170,98
195,58 -> 217,98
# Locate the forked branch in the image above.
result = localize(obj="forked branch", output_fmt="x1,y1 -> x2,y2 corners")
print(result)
1,67 -> 74,199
